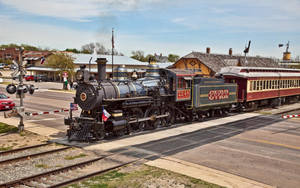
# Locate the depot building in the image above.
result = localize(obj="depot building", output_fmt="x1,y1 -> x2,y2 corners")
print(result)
26,53 -> 172,81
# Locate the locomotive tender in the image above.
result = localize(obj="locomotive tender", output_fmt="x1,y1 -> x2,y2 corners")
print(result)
65,58 -> 237,141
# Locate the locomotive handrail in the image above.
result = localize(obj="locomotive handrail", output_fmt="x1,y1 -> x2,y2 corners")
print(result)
103,96 -> 152,102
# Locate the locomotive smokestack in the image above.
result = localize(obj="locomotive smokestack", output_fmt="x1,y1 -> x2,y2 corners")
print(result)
229,48 -> 233,56
96,58 -> 107,81
206,47 -> 210,54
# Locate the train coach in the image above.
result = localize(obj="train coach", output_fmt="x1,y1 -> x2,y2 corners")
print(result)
219,66 -> 300,110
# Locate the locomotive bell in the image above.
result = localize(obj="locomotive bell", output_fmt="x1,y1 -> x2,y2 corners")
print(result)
6,84 -> 16,94
145,61 -> 160,78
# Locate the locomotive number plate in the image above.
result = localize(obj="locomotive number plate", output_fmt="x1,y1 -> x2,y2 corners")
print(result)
177,89 -> 191,100
80,92 -> 87,101
208,89 -> 229,100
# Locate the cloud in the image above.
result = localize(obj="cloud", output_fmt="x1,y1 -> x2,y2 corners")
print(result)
0,16 -> 95,49
170,0 -> 300,32
171,18 -> 185,23
0,0 -> 164,22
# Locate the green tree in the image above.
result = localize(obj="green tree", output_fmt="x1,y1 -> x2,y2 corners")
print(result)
0,59 -> 12,65
65,48 -> 80,53
0,43 -> 42,51
168,54 -> 180,62
145,54 -> 155,62
131,51 -> 146,62
46,53 -> 75,88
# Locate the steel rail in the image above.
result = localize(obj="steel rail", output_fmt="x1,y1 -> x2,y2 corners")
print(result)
49,160 -> 136,188
0,156 -> 106,188
0,146 -> 72,165
0,143 -> 50,155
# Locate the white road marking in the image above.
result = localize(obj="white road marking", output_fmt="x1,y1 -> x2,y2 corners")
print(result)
26,117 -> 64,122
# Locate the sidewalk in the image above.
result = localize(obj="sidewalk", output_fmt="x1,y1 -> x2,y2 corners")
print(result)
146,157 -> 275,188
0,116 -> 63,138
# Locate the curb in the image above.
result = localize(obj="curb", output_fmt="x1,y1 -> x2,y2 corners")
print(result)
146,157 -> 276,188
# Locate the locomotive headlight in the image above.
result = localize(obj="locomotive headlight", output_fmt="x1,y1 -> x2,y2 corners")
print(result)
76,71 -> 84,81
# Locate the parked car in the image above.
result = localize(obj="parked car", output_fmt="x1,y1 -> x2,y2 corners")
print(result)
34,75 -> 48,82
24,75 -> 34,81
0,93 -> 15,110
0,63 -> 5,69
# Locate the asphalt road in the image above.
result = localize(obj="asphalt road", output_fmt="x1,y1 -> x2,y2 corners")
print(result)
0,84 -> 76,131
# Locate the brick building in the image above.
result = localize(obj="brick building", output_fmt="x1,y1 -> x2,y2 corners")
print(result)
0,48 -> 20,61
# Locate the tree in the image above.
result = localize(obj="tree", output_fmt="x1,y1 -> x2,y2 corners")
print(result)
65,48 -> 80,53
46,53 -> 75,88
81,42 -> 109,54
145,54 -> 155,62
0,43 -> 42,51
0,59 -> 12,64
131,51 -> 145,61
168,54 -> 180,62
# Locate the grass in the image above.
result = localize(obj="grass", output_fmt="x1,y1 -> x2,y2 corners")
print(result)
0,145 -> 13,151
64,165 -> 224,188
35,163 -> 49,169
0,122 -> 18,134
0,81 -> 15,86
257,111 -> 273,115
64,153 -> 87,160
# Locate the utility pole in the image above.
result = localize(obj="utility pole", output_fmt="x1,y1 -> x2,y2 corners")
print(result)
18,47 -> 25,132
112,28 -> 114,80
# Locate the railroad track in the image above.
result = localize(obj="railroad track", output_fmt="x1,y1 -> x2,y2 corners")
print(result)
0,155 -> 135,188
0,143 -> 72,165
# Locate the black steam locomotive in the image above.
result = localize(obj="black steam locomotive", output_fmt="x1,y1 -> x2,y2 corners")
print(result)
65,58 -> 237,141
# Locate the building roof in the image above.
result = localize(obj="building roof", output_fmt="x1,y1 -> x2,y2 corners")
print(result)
23,51 -> 52,61
219,66 -> 300,78
71,53 -> 149,66
162,69 -> 196,77
179,52 -> 280,73
27,66 -> 147,73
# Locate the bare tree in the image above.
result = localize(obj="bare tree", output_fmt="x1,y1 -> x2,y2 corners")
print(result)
81,42 -> 109,54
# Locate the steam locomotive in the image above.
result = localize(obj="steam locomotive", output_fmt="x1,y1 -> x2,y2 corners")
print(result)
65,58 -> 237,141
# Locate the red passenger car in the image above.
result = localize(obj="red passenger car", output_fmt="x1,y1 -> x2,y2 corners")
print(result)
219,66 -> 300,109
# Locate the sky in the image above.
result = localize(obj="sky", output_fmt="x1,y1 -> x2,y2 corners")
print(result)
0,0 -> 299,59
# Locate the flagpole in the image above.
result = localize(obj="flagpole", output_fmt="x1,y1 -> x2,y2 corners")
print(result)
112,28 -> 114,80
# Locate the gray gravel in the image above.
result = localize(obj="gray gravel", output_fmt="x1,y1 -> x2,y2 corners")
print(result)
0,148 -> 97,184
0,144 -> 64,162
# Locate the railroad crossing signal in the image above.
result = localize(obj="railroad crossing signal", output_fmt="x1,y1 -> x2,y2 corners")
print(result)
5,48 -> 36,132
